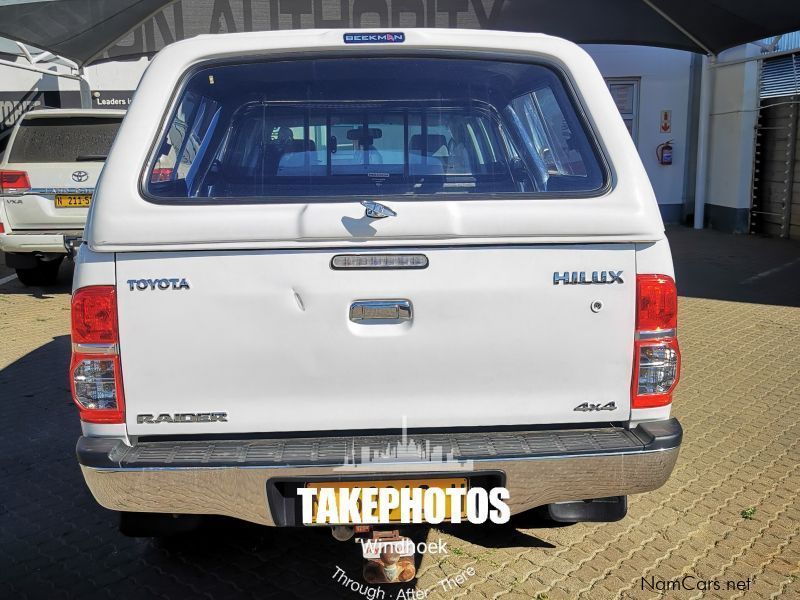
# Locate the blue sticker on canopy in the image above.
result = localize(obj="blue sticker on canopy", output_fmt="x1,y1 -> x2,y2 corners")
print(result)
343,32 -> 405,44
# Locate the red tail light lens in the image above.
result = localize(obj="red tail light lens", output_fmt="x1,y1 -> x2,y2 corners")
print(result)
71,286 -> 118,343
0,170 -> 31,194
632,274 -> 680,409
636,274 -> 678,331
70,286 -> 125,424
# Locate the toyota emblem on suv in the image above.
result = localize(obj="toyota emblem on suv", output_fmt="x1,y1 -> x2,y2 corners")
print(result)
72,170 -> 89,182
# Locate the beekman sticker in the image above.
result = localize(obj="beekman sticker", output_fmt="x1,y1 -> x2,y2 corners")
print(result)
343,32 -> 405,44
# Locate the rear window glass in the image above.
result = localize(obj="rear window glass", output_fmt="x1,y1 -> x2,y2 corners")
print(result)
146,58 -> 606,201
9,117 -> 121,163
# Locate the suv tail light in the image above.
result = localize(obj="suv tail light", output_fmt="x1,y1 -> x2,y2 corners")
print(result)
0,169 -> 31,194
632,275 -> 680,409
150,167 -> 173,183
70,286 -> 125,423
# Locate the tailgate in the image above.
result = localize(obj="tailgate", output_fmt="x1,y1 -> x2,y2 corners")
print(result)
118,245 -> 636,436
3,162 -> 101,230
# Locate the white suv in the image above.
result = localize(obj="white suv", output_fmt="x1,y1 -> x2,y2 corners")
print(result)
71,29 -> 682,536
0,108 -> 124,285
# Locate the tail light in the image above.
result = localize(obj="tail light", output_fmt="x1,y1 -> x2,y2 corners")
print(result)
150,167 -> 173,183
70,286 -> 125,423
0,170 -> 31,194
632,275 -> 681,409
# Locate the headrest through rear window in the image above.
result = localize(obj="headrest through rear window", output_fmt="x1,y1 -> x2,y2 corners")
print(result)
410,134 -> 448,155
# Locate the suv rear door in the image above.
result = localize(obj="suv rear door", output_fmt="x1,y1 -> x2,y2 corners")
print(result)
3,114 -> 122,230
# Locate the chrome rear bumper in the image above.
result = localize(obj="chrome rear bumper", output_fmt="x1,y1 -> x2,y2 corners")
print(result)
0,230 -> 82,254
78,419 -> 681,526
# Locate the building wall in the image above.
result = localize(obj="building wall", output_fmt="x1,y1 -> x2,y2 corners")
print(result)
0,62 -> 75,153
585,45 -> 694,223
84,58 -> 150,108
704,44 -> 760,233
0,58 -> 148,153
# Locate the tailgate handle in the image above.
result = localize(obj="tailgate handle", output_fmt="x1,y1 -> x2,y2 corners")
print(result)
350,300 -> 412,322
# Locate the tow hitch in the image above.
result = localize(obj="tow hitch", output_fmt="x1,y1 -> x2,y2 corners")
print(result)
64,235 -> 82,259
332,526 -> 417,584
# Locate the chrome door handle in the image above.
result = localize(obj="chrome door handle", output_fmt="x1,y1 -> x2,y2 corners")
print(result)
349,300 -> 412,322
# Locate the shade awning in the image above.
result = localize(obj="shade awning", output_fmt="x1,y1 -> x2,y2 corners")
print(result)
0,0 -> 799,65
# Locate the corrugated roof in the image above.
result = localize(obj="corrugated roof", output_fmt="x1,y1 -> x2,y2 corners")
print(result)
761,53 -> 800,98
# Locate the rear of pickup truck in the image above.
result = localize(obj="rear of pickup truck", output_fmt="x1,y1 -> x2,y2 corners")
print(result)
71,29 -> 681,529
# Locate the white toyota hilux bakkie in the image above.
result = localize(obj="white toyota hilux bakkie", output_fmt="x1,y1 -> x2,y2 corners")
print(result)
72,29 -> 682,538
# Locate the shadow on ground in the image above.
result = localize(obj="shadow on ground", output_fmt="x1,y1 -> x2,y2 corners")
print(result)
0,260 -> 74,298
668,226 -> 800,307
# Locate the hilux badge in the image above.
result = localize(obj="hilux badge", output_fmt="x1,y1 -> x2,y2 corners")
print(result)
553,271 -> 624,285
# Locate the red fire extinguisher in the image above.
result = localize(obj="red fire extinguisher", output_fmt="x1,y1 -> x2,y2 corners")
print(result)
657,140 -> 673,165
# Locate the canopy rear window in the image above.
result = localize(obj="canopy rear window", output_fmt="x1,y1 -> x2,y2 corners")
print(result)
9,117 -> 121,163
145,58 -> 606,201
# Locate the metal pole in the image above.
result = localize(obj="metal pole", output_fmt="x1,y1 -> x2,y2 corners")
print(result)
77,67 -> 92,108
781,96 -> 798,238
0,57 -> 83,81
694,55 -> 716,229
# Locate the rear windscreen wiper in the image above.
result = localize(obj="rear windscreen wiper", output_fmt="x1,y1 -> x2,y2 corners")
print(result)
76,154 -> 107,161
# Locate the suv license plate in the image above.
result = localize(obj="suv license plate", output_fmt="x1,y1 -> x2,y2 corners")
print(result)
55,194 -> 91,207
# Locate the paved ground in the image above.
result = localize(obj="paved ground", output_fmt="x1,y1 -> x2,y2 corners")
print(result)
1,227 -> 798,599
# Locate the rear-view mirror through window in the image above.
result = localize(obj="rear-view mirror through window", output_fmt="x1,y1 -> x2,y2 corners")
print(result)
146,58 -> 606,201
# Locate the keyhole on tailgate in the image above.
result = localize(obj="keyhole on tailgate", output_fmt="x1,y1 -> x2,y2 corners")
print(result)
591,301 -> 603,313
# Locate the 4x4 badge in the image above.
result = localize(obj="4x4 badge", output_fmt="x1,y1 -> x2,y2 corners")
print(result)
574,402 -> 617,412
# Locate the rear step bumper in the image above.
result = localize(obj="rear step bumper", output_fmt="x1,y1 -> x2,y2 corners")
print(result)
77,418 -> 682,526
0,230 -> 82,255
